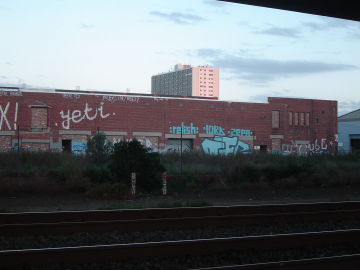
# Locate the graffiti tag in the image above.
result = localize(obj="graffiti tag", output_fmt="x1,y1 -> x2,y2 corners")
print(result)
200,135 -> 251,155
59,103 -> 110,129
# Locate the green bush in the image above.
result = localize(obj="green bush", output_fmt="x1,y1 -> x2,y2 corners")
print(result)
108,139 -> 166,192
87,132 -> 112,164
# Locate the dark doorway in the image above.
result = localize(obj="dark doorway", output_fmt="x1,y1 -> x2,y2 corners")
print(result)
62,140 -> 71,153
351,139 -> 360,152
260,145 -> 267,153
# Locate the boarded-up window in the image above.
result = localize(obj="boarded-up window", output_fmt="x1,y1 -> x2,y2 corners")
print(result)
31,108 -> 48,128
305,113 -> 310,126
289,112 -> 293,125
294,112 -> 299,125
300,113 -> 305,126
167,139 -> 192,153
272,111 -> 280,128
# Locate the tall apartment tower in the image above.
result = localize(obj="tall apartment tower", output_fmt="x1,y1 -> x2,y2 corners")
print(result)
151,64 -> 219,98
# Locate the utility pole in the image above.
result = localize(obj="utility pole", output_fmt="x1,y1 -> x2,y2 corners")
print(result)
180,127 -> 183,175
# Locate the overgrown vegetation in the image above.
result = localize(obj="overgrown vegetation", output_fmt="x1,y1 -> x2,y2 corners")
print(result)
86,132 -> 112,164
1,150 -> 360,199
108,139 -> 166,192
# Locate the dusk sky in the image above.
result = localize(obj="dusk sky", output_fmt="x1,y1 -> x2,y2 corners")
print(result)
1,0 -> 359,116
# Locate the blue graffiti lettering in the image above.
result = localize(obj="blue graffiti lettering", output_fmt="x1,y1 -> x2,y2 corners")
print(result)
228,129 -> 252,136
169,122 -> 199,134
203,125 -> 225,135
200,135 -> 251,155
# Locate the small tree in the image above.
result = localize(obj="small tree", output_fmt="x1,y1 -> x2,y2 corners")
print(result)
108,139 -> 166,192
87,132 -> 112,164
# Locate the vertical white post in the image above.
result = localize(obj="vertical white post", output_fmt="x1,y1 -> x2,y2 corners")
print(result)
162,172 -> 167,195
131,173 -> 136,195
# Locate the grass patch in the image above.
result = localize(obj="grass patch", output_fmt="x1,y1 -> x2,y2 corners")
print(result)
1,151 -> 360,198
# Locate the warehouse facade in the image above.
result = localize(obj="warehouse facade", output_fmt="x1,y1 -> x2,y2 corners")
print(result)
338,109 -> 360,153
0,87 -> 337,155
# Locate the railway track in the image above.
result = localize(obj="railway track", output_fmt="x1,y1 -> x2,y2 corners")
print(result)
1,201 -> 360,269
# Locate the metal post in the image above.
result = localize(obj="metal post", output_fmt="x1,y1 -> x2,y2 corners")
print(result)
131,173 -> 136,195
162,172 -> 167,195
17,125 -> 20,178
97,127 -> 100,166
180,126 -> 183,175
252,131 -> 255,162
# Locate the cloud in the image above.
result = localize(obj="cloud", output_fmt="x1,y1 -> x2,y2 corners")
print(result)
202,0 -> 227,7
197,48 -> 224,58
338,101 -> 360,116
252,27 -> 302,38
196,48 -> 359,84
0,76 -> 8,79
6,62 -> 12,65
303,17 -> 360,32
347,32 -> 360,40
80,23 -> 95,28
149,11 -> 207,25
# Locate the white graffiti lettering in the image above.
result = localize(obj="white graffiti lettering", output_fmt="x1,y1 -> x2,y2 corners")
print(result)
0,90 -> 8,96
103,95 -> 139,103
62,94 -> 80,99
0,102 -> 11,130
10,91 -> 22,96
59,103 -> 109,129
321,138 -> 327,150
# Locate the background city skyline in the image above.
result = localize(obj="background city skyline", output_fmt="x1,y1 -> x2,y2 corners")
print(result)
1,0 -> 359,116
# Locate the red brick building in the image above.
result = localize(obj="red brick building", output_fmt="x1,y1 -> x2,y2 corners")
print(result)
0,87 -> 338,155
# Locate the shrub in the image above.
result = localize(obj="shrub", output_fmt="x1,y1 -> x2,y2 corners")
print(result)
87,132 -> 112,164
108,139 -> 166,192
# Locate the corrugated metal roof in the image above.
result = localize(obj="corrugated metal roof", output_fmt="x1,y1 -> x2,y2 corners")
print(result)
338,109 -> 360,122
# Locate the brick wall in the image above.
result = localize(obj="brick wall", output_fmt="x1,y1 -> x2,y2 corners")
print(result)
0,89 -> 338,154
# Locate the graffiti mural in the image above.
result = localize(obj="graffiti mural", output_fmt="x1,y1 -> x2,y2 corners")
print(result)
71,142 -> 87,155
281,137 -> 338,155
200,135 -> 251,155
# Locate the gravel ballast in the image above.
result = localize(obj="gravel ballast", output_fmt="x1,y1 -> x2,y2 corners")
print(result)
2,220 -> 360,269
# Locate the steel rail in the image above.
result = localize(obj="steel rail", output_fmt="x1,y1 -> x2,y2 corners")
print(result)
2,201 -> 360,225
193,254 -> 360,270
1,229 -> 360,268
2,209 -> 360,237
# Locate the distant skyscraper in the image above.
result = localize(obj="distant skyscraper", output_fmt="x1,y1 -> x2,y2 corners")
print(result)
151,64 -> 219,98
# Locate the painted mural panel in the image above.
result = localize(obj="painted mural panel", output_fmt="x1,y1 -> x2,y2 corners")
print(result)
200,135 -> 251,155
71,142 -> 87,155
22,143 -> 50,152
167,139 -> 192,152
134,136 -> 159,151
0,135 -> 11,152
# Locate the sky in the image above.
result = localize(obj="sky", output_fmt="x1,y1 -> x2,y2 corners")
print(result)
1,0 -> 359,116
